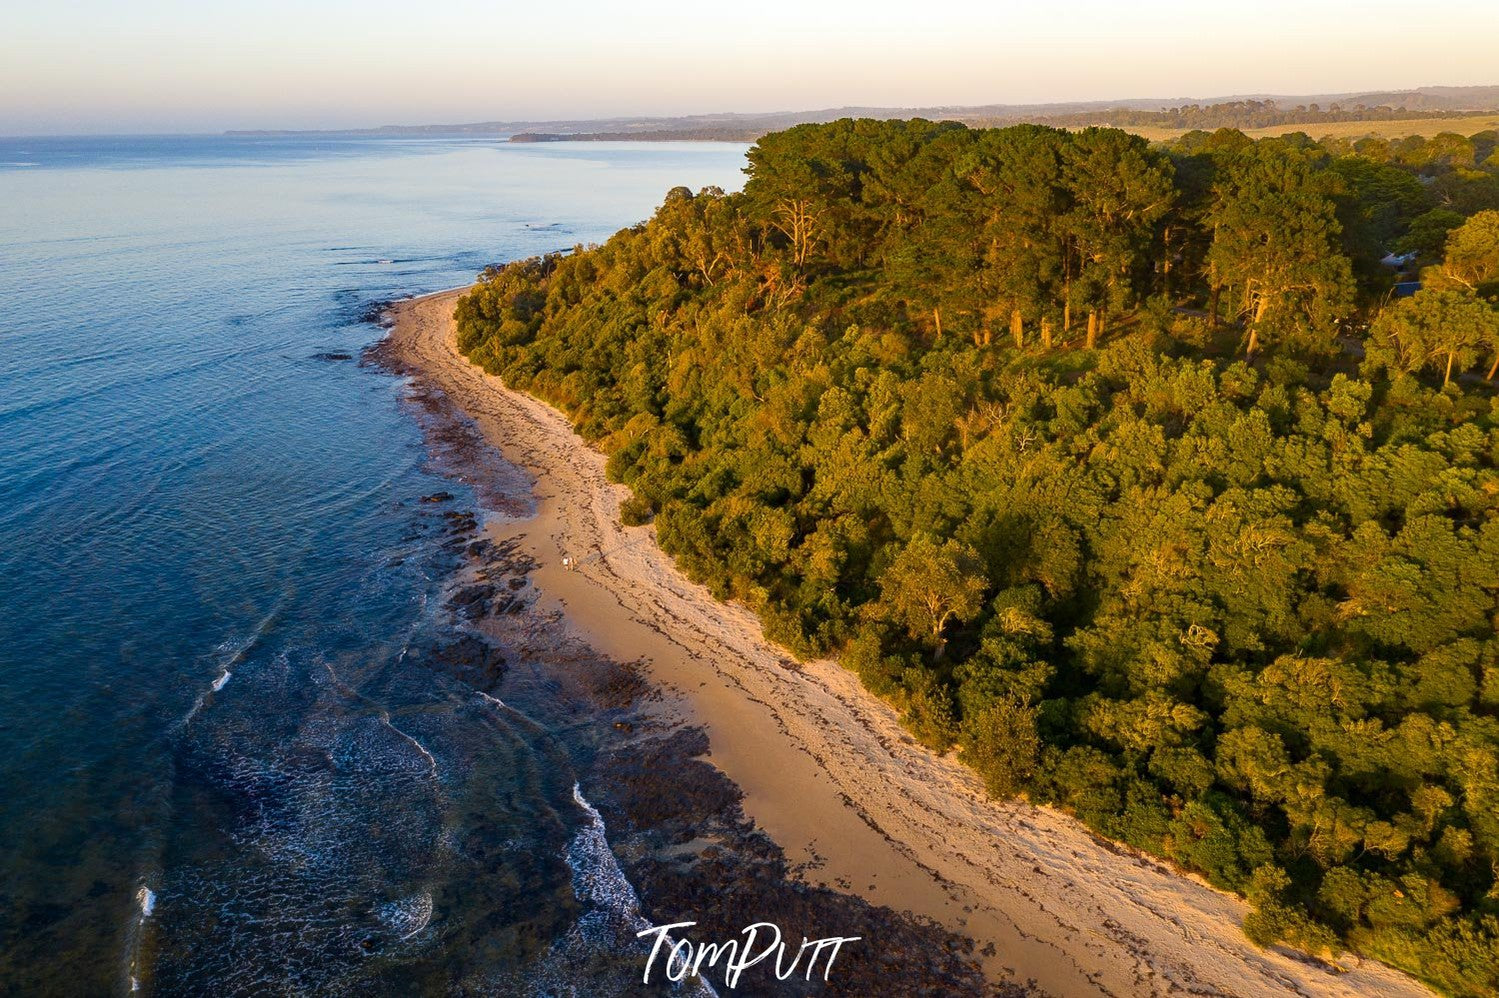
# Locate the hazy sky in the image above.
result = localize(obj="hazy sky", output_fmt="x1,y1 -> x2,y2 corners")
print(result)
4,0 -> 1498,134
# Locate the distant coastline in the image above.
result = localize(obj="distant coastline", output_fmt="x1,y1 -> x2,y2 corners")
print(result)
223,82 -> 1499,144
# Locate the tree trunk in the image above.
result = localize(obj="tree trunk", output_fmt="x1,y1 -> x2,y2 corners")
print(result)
1062,248 -> 1074,330
933,306 -> 943,341
1011,309 -> 1024,349
1041,317 -> 1054,350
1487,353 -> 1499,381
1247,295 -> 1270,358
1162,230 -> 1173,299
1086,310 -> 1099,349
1207,237 -> 1221,329
1445,349 -> 1456,386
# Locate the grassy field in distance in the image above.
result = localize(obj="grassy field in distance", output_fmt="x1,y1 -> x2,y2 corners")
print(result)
1123,112 -> 1499,143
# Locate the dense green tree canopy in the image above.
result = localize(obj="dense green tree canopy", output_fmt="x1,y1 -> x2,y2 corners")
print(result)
1436,210 -> 1499,297
1205,142 -> 1355,354
1370,289 -> 1499,384
457,119 -> 1499,995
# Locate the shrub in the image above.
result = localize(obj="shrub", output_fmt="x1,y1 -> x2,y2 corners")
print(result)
960,697 -> 1040,799
620,493 -> 654,526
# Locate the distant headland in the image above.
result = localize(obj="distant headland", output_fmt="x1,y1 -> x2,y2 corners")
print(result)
224,84 -> 1499,143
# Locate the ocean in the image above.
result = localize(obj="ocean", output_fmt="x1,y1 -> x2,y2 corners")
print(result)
0,134 -> 749,994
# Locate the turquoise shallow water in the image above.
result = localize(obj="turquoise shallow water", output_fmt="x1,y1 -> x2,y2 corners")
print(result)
0,134 -> 747,993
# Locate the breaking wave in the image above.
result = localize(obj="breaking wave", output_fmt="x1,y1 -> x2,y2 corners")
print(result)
558,784 -> 719,997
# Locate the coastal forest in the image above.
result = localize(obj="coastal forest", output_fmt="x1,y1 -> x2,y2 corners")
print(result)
455,119 -> 1499,994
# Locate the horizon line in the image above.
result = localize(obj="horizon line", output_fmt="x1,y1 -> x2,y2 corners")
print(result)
5,81 -> 1498,140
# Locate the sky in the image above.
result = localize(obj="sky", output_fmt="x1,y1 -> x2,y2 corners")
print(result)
4,0 -> 1499,135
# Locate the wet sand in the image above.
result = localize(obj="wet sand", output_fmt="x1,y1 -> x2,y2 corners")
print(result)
379,286 -> 1431,998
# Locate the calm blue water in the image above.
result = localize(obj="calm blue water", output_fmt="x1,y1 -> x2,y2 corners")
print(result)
0,135 -> 747,993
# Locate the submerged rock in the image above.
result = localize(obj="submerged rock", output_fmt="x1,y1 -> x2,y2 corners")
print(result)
448,583 -> 498,618
414,633 -> 507,692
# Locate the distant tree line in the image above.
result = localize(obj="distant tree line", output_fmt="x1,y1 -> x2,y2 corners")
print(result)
510,101 -> 1499,147
1018,99 -> 1498,132
457,118 -> 1499,994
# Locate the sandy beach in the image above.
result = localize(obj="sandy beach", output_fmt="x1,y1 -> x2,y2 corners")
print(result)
382,286 -> 1432,998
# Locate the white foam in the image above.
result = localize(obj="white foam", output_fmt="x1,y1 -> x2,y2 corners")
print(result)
179,695 -> 206,728
475,690 -> 506,710
216,606 -> 280,668
123,881 -> 158,994
381,712 -> 438,775
177,611 -> 279,729
176,662 -> 237,730
566,784 -> 719,997
377,892 -> 435,942
567,783 -> 643,917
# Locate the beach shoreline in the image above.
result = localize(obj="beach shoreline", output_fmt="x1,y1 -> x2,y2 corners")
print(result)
377,286 -> 1432,998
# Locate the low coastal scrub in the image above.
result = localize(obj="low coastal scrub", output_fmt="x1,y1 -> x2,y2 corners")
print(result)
457,119 -> 1499,994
